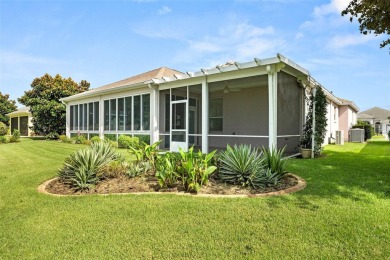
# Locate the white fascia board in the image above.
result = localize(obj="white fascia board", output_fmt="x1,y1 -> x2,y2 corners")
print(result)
60,82 -> 147,103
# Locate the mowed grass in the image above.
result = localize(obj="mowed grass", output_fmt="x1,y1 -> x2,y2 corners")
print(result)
0,139 -> 389,259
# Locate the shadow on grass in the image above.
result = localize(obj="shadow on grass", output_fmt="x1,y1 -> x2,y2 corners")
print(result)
268,141 -> 390,210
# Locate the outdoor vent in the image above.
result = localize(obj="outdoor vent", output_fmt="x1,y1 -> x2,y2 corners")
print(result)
335,130 -> 344,145
349,129 -> 364,143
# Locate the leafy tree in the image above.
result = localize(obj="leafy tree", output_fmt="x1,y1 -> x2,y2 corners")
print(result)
342,0 -> 390,50
300,86 -> 328,156
0,92 -> 17,126
19,74 -> 90,135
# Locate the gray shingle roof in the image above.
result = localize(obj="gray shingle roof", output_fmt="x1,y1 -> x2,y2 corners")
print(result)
358,107 -> 390,120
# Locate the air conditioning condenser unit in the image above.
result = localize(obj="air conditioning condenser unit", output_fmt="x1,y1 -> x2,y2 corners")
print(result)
335,130 -> 344,145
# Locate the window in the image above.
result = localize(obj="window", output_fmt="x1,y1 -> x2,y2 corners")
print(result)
104,100 -> 109,131
102,94 -> 150,133
74,105 -> 78,131
83,104 -> 88,130
110,99 -> 117,131
94,102 -> 99,131
142,94 -> 150,130
118,98 -> 125,131
125,97 -> 132,131
209,98 -> 223,131
70,106 -> 74,130
88,103 -> 93,130
79,104 -> 83,130
133,95 -> 141,130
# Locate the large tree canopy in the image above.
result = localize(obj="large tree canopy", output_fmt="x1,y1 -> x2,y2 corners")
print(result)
19,74 -> 90,135
342,0 -> 390,50
0,92 -> 17,126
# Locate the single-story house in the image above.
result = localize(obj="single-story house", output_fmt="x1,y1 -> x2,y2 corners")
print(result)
358,107 -> 390,136
6,107 -> 32,136
60,54 -> 358,154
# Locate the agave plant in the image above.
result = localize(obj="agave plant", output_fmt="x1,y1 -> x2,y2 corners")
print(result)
58,141 -> 121,190
260,146 -> 289,178
218,144 -> 264,185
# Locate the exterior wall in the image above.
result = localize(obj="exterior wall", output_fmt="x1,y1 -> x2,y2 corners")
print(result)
339,106 -> 358,141
325,100 -> 339,144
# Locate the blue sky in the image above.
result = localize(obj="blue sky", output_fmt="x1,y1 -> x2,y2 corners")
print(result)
1,0 -> 389,111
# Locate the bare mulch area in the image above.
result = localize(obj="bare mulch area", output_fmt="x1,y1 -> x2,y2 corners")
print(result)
45,174 -> 299,196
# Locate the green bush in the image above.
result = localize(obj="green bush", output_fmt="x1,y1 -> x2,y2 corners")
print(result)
59,135 -> 72,143
46,132 -> 59,140
177,147 -> 217,192
388,131 -> 390,140
129,140 -> 161,171
118,135 -> 139,149
90,136 -> 102,143
58,141 -> 122,190
0,135 -> 6,144
126,161 -> 152,178
218,144 -> 264,186
72,135 -> 86,144
156,152 -> 180,188
9,129 -> 20,143
0,122 -> 7,136
261,146 -> 289,177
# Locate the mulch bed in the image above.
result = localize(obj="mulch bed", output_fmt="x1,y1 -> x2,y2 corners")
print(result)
45,173 -> 301,196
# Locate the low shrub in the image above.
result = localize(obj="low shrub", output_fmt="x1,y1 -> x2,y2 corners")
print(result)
388,130 -> 390,140
177,147 -> 217,192
72,135 -> 87,144
129,140 -> 161,171
261,146 -> 289,177
46,132 -> 59,140
0,122 -> 7,136
218,144 -> 264,186
103,160 -> 130,178
126,161 -> 152,178
90,136 -> 102,143
9,129 -> 20,143
58,141 -> 122,190
118,135 -> 139,149
156,152 -> 181,188
59,135 -> 72,143
0,135 -> 6,144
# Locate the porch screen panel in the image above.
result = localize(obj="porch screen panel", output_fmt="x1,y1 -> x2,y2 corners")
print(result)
125,97 -> 132,131
70,105 -> 74,130
74,105 -> 79,131
104,100 -> 109,131
83,104 -> 88,130
142,94 -> 150,130
79,104 -> 83,130
20,116 -> 28,136
189,84 -> 202,149
134,95 -> 141,130
207,76 -> 268,150
94,102 -> 99,131
110,99 -> 116,131
11,117 -> 18,133
88,103 -> 93,131
118,98 -> 125,131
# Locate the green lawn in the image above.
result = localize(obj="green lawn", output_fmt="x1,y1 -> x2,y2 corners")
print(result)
0,139 -> 389,259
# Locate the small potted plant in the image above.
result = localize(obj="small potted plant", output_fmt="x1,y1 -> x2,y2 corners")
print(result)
300,128 -> 312,159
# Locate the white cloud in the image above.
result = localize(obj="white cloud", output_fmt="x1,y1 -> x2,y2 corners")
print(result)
327,34 -> 377,49
158,6 -> 171,15
313,0 -> 348,18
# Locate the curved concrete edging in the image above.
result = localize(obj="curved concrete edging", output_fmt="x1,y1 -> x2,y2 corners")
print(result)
38,174 -> 306,198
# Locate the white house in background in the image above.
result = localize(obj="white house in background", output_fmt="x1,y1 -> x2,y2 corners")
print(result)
60,54 -> 358,154
358,107 -> 390,136
6,107 -> 33,136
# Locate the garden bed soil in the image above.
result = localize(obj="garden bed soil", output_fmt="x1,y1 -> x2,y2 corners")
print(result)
45,173 -> 302,196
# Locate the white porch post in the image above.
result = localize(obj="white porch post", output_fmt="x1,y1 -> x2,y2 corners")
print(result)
65,103 -> 70,137
99,96 -> 104,140
149,84 -> 159,144
267,65 -> 278,149
201,77 -> 209,153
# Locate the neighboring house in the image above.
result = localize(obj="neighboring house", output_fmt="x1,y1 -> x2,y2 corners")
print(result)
61,54 -> 358,154
338,98 -> 359,141
358,107 -> 390,136
6,107 -> 32,136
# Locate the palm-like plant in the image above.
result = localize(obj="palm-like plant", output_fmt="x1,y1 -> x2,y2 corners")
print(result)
218,144 -> 264,185
59,141 -> 121,190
